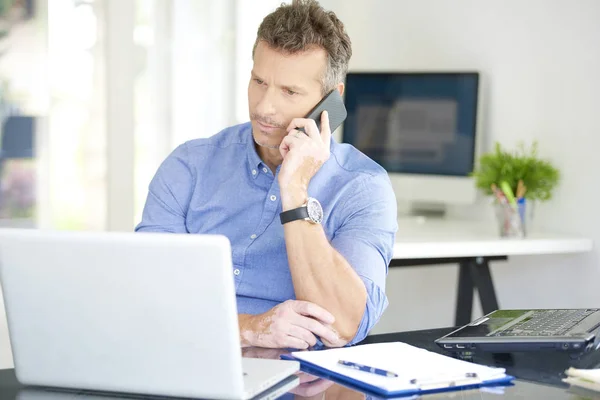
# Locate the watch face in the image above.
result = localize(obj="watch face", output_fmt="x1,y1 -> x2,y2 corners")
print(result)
306,197 -> 323,224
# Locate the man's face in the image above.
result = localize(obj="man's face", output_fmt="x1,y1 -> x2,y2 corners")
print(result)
248,41 -> 327,149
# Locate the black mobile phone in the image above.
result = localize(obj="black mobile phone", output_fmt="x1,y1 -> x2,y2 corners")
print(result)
298,89 -> 347,134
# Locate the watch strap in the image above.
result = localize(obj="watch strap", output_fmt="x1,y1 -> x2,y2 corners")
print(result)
280,206 -> 309,224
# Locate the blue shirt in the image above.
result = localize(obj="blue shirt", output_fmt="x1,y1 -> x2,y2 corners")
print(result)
135,122 -> 397,344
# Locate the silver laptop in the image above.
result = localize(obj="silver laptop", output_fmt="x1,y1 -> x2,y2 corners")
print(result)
436,309 -> 600,352
0,229 -> 299,400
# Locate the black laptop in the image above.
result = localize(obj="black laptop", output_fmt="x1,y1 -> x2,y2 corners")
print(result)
436,309 -> 600,352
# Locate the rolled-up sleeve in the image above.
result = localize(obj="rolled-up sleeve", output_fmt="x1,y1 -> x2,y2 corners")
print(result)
135,143 -> 195,233
330,174 -> 398,345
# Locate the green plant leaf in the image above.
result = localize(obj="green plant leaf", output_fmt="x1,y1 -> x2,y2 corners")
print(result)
471,141 -> 560,202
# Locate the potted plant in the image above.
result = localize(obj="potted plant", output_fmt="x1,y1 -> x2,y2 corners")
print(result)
471,141 -> 560,237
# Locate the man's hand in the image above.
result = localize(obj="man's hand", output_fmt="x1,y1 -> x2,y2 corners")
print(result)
239,300 -> 341,349
278,111 -> 331,205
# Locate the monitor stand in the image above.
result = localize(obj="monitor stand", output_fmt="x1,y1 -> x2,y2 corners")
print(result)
401,201 -> 448,219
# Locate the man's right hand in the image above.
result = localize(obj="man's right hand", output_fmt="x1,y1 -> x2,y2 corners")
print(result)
239,300 -> 340,349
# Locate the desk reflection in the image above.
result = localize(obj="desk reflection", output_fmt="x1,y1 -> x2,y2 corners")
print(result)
242,346 -> 364,399
8,346 -> 587,400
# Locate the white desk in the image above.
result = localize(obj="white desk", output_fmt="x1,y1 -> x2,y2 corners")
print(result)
390,217 -> 594,325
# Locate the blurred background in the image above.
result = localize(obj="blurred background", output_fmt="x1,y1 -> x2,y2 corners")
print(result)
0,0 -> 281,232
0,0 -> 599,367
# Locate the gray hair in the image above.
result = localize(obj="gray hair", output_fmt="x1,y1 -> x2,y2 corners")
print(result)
252,0 -> 352,95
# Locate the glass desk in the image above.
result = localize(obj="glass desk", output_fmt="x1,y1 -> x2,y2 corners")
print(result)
0,327 -> 599,399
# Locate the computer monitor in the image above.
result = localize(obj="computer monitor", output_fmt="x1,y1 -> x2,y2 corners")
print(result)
341,71 -> 482,215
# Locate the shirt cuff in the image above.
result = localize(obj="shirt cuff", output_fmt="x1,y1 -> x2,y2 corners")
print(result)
346,275 -> 389,346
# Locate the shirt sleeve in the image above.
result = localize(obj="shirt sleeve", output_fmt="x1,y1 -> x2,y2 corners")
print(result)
330,174 -> 398,345
135,143 -> 196,233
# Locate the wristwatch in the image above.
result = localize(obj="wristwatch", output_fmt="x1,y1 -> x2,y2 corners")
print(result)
280,197 -> 323,225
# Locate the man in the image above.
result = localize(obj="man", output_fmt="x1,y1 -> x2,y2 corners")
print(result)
136,0 -> 397,348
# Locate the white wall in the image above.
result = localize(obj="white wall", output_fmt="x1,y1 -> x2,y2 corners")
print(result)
234,1 -> 291,124
171,0 -> 236,145
319,0 -> 600,334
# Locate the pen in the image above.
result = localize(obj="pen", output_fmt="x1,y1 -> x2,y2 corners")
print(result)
337,360 -> 398,378
410,372 -> 479,386
517,197 -> 526,224
490,184 -> 508,205
516,179 -> 527,199
491,184 -> 511,233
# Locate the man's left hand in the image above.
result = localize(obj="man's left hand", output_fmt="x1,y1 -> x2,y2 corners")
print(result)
278,111 -> 331,207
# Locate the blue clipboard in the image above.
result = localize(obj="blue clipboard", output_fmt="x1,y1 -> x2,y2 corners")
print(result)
281,354 -> 515,398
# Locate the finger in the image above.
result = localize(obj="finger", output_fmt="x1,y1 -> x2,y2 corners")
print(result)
280,134 -> 301,149
278,143 -> 288,159
291,300 -> 335,324
287,325 -> 317,347
279,135 -> 294,159
294,314 -> 340,345
288,129 -> 308,141
279,131 -> 306,158
283,335 -> 310,350
320,110 -> 331,151
287,118 -> 320,141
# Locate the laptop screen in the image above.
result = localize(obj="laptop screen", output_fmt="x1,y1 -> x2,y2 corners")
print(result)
445,310 -> 532,338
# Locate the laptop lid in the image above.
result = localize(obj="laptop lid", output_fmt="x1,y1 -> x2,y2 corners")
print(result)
436,309 -> 600,352
0,229 -> 247,399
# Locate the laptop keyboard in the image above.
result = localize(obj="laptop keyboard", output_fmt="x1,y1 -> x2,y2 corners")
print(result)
493,309 -> 598,336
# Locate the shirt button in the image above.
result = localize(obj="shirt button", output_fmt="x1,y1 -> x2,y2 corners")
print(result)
252,169 -> 257,176
250,234 -> 257,239
262,167 -> 268,173
270,195 -> 277,201
233,269 -> 240,276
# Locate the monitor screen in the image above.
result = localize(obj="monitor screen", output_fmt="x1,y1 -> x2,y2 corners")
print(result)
342,72 -> 479,177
